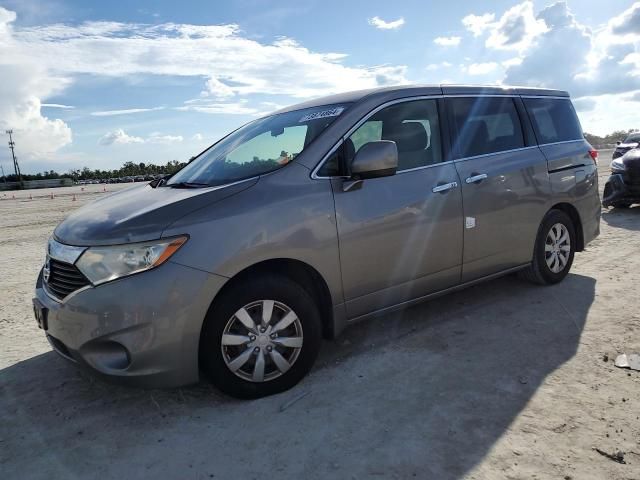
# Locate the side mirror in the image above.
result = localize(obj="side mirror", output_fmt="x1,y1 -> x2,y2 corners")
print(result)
617,141 -> 622,145
350,141 -> 398,180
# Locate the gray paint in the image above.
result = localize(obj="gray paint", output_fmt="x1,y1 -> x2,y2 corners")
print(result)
36,84 -> 601,387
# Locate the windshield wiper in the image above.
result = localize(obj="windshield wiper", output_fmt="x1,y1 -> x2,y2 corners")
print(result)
166,181 -> 211,189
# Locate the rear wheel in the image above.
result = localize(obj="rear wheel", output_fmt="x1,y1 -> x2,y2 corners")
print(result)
519,209 -> 576,285
200,274 -> 322,399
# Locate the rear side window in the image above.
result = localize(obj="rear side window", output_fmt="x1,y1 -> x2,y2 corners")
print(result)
523,97 -> 582,145
449,97 -> 525,159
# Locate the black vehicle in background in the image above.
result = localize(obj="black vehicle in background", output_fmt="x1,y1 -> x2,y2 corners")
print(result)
603,149 -> 640,208
612,132 -> 640,159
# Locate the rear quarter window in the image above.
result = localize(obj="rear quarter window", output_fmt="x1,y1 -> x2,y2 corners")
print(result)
523,98 -> 583,145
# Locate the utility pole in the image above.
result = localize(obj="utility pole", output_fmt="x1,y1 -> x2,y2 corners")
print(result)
0,164 -> 6,183
5,130 -> 22,186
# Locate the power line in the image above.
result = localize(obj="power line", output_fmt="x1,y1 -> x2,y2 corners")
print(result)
5,129 -> 22,186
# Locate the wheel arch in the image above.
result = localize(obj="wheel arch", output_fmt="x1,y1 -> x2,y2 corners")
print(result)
206,258 -> 336,340
549,202 -> 584,251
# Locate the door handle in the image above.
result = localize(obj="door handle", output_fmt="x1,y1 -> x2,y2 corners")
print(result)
465,173 -> 488,184
432,181 -> 458,193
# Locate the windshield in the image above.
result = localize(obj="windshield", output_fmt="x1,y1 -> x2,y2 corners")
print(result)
623,133 -> 640,143
166,104 -> 350,187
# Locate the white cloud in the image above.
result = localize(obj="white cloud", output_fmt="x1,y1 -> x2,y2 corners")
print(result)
98,129 -> 183,145
0,8 -> 72,157
467,62 -> 499,75
202,76 -> 235,99
426,61 -> 453,71
610,2 -> 640,36
98,129 -> 144,146
90,107 -> 164,116
191,133 -> 204,141
148,132 -> 183,144
368,16 -> 405,30
485,1 -> 547,51
41,103 -> 75,109
462,13 -> 495,37
503,2 -> 640,99
0,7 -> 410,163
434,36 -> 461,46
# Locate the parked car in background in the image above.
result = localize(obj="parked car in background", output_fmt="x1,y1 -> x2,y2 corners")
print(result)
612,132 -> 640,159
603,148 -> 640,208
33,84 -> 600,399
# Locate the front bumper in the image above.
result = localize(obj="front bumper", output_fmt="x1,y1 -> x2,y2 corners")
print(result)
34,261 -> 227,388
602,173 -> 640,207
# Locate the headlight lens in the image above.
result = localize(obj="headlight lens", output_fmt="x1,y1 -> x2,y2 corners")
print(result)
611,158 -> 625,172
76,236 -> 188,285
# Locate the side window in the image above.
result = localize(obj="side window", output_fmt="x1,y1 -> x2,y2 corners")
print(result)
449,97 -> 525,159
523,98 -> 582,145
346,99 -> 442,172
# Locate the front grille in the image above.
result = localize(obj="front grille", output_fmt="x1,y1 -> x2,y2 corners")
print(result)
46,258 -> 91,300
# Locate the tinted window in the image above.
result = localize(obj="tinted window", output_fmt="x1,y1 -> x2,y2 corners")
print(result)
450,97 -> 525,158
523,98 -> 582,145
346,99 -> 442,172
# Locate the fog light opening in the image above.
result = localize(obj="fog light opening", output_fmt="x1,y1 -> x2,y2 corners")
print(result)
83,341 -> 131,371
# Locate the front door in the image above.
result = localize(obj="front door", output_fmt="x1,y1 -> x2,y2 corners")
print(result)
331,98 -> 464,319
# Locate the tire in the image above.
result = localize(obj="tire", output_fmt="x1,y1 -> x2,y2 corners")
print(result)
519,209 -> 576,285
199,274 -> 322,399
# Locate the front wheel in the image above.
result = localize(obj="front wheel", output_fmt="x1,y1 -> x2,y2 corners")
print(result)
519,209 -> 576,285
200,274 -> 322,399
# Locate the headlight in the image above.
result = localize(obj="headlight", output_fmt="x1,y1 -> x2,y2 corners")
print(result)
611,158 -> 625,172
76,236 -> 188,285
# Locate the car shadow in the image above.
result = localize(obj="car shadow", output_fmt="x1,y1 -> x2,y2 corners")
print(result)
1,273 -> 595,479
602,205 -> 640,231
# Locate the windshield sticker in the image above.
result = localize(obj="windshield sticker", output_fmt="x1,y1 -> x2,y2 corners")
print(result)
299,107 -> 344,123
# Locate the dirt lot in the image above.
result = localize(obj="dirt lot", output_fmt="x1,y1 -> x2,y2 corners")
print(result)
1,156 -> 639,479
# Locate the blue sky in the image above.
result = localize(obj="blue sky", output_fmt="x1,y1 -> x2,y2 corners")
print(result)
0,0 -> 639,174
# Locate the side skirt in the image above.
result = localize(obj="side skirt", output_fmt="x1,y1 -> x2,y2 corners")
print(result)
345,263 -> 531,325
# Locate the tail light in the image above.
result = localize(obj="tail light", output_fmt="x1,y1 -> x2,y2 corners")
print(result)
589,149 -> 598,165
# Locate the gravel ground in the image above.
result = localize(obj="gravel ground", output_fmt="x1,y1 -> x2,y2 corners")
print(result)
1,156 -> 639,479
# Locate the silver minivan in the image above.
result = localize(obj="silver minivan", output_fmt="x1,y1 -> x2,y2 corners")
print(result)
33,85 -> 601,398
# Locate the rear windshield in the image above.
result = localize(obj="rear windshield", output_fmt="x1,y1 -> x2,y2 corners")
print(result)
166,104 -> 349,186
623,133 -> 640,143
523,98 -> 582,145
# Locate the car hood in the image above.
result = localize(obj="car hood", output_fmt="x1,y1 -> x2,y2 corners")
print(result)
618,142 -> 639,150
54,179 -> 258,246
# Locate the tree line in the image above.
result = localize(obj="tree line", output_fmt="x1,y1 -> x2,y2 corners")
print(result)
584,129 -> 639,148
1,160 -> 189,183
